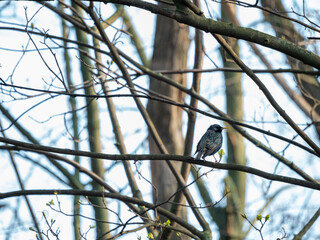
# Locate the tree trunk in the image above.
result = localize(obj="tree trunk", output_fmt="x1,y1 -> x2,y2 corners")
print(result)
220,2 -> 246,240
147,2 -> 190,239
72,4 -> 110,239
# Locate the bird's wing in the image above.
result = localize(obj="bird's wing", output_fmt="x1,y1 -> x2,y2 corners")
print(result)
195,133 -> 208,152
206,134 -> 222,155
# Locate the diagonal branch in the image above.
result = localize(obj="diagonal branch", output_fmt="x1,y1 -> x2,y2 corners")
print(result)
103,0 -> 320,70
81,1 -> 211,232
293,207 -> 320,240
114,51 -> 319,182
212,33 -> 320,155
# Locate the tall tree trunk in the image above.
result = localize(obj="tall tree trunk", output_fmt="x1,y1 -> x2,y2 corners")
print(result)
72,4 -> 110,239
220,3 -> 246,240
147,2 -> 190,239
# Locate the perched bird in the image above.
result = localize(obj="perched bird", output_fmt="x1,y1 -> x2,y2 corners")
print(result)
194,124 -> 226,161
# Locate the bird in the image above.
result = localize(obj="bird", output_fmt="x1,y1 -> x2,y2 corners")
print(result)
194,124 -> 226,161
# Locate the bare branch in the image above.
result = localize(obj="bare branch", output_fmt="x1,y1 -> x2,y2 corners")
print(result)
0,138 -> 319,191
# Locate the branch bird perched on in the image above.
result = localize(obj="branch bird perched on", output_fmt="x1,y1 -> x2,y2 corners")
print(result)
194,124 -> 227,161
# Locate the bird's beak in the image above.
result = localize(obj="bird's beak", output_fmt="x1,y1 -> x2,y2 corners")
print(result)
223,127 -> 228,130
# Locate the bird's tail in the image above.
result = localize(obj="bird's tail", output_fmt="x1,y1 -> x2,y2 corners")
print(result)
194,151 -> 202,160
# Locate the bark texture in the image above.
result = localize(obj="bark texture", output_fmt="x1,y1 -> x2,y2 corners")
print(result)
147,2 -> 190,239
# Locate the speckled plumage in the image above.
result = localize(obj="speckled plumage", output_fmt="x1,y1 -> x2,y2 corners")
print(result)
195,124 -> 225,160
